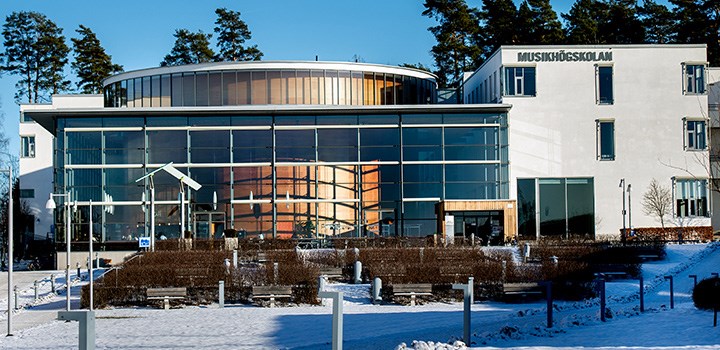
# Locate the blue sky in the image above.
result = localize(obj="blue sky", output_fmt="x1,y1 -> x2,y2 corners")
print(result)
0,0 -> 668,157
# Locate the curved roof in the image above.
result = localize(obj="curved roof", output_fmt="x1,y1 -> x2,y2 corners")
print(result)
104,60 -> 437,86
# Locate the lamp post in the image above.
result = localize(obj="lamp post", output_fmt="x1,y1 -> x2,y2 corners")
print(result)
627,184 -> 632,237
1,165 -> 13,336
619,179 -> 626,243
88,200 -> 94,311
45,192 -> 72,312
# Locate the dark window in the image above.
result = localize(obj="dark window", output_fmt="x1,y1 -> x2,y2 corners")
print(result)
597,120 -> 615,160
597,66 -> 613,104
685,120 -> 706,150
504,67 -> 536,96
685,64 -> 705,94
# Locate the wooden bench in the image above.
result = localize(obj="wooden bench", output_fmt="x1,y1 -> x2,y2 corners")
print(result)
502,282 -> 543,299
319,267 -> 343,280
176,267 -> 209,286
252,285 -> 293,307
392,283 -> 433,306
146,287 -> 187,310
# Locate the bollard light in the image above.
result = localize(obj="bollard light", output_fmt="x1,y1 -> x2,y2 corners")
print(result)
664,275 -> 674,309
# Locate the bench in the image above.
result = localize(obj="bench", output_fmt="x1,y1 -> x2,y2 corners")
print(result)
146,287 -> 187,310
596,271 -> 630,280
252,285 -> 293,307
392,283 -> 433,306
257,252 -> 268,263
502,282 -> 543,300
638,254 -> 660,261
319,267 -> 344,280
176,267 -> 209,286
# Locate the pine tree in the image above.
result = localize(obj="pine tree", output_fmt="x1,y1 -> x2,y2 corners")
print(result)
670,0 -> 720,66
479,0 -> 520,54
71,25 -> 123,94
638,0 -> 674,43
160,29 -> 215,67
1,11 -> 70,103
563,0 -> 644,44
214,8 -> 263,62
422,0 -> 483,87
516,0 -> 565,44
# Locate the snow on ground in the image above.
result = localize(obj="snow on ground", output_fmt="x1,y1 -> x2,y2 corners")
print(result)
0,243 -> 718,349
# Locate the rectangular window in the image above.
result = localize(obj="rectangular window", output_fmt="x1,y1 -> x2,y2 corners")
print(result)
684,64 -> 706,94
685,119 -> 706,150
503,67 -> 536,96
675,178 -> 708,217
596,120 -> 615,160
21,135 -> 35,158
597,66 -> 613,104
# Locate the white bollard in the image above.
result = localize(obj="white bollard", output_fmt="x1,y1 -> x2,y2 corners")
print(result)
14,286 -> 18,309
372,277 -> 382,304
452,281 -> 472,346
274,262 -> 279,284
219,281 -> 225,308
34,280 -> 39,301
354,261 -> 362,284
233,249 -> 238,268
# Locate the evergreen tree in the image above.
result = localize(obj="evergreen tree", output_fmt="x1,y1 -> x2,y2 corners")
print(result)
669,0 -> 720,66
422,0 -> 483,87
71,25 -> 123,94
638,0 -> 675,43
0,11 -> 70,103
563,0 -> 644,44
160,29 -> 215,67
563,0 -> 604,44
479,0 -> 520,54
399,62 -> 433,73
516,0 -> 565,44
214,8 -> 263,62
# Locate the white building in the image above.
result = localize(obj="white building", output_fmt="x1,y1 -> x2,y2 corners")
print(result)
461,44 -> 711,238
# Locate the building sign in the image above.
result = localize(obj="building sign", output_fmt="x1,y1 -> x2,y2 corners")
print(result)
518,51 -> 613,63
138,236 -> 150,248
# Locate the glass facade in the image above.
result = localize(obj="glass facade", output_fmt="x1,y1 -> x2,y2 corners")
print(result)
104,68 -> 436,108
516,177 -> 595,239
53,111 -> 508,243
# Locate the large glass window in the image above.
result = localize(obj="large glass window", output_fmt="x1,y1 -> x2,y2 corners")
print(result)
684,64 -> 706,94
504,67 -> 536,96
675,178 -> 708,217
520,177 -> 595,238
597,120 -> 615,160
597,66 -> 613,104
685,119 -> 706,151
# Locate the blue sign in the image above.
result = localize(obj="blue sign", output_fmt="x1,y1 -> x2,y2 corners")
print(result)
139,237 -> 151,248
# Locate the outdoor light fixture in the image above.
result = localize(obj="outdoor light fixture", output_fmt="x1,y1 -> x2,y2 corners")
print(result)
45,192 -> 72,312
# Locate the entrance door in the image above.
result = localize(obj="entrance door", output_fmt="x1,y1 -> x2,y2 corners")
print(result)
454,211 -> 504,245
193,212 -> 226,239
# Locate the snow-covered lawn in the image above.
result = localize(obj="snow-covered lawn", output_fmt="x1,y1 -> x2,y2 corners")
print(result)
1,243 -> 718,349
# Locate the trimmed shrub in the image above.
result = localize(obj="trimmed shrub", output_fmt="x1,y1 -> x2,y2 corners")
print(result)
692,277 -> 720,310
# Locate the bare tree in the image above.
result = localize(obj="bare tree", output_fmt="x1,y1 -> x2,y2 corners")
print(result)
642,178 -> 673,227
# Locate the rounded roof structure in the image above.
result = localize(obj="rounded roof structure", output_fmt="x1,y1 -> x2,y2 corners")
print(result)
103,60 -> 438,108
104,60 -> 437,86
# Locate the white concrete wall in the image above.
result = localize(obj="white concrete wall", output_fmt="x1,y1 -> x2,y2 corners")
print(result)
465,45 -> 711,237
19,105 -> 54,240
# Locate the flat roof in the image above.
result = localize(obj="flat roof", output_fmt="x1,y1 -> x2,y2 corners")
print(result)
25,104 -> 512,134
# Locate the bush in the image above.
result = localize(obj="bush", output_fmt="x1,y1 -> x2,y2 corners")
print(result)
692,277 -> 720,310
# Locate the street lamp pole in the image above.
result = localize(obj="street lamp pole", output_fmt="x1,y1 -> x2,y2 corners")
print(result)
88,200 -> 93,311
627,184 -> 632,237
2,165 -> 13,336
619,179 -> 626,243
46,192 -> 72,312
